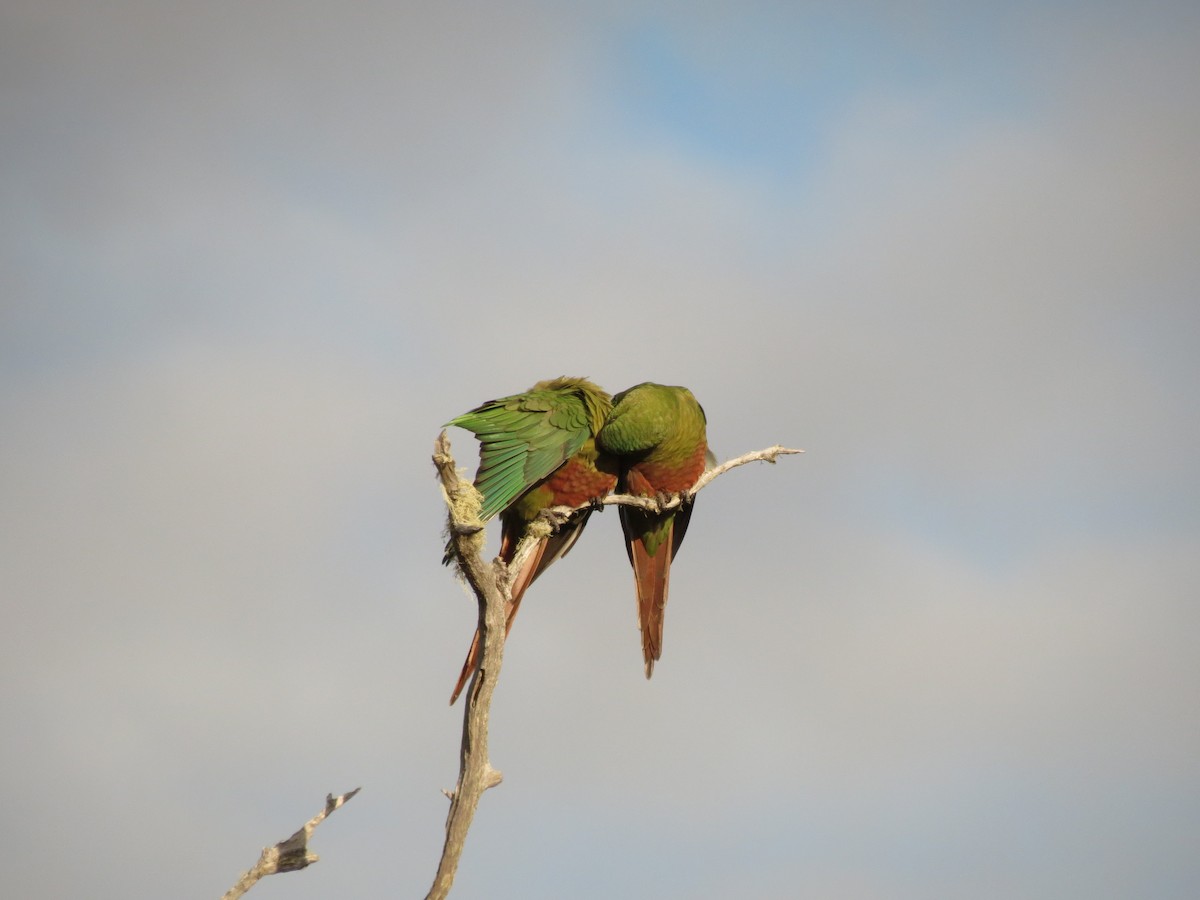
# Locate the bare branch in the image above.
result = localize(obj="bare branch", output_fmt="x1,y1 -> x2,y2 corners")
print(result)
542,444 -> 804,520
221,788 -> 360,900
427,432 -> 509,900
428,438 -> 801,898
692,444 -> 804,493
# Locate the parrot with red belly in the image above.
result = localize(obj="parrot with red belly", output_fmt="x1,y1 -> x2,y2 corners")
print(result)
597,382 -> 709,677
445,377 -> 617,704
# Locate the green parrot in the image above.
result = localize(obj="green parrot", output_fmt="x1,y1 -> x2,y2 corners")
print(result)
597,382 -> 709,677
445,376 -> 618,704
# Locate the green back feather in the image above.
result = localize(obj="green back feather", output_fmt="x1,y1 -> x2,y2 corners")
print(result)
447,377 -> 612,521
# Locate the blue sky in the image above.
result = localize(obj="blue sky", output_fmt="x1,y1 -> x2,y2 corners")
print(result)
2,2 -> 1198,898
610,9 -> 1029,180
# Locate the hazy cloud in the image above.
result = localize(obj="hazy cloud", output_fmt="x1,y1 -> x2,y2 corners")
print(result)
2,2 -> 1197,897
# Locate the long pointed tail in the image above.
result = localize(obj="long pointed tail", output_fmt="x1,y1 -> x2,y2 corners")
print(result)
624,514 -> 675,678
448,538 -> 549,704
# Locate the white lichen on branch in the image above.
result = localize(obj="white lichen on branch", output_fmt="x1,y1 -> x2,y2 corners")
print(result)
427,432 -> 511,900
221,788 -> 360,900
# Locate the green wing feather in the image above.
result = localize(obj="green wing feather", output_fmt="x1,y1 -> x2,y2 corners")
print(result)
448,388 -> 591,522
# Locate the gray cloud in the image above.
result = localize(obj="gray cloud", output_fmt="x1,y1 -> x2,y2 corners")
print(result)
2,2 -> 1198,898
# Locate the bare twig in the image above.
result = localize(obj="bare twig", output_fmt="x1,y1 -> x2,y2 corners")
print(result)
534,445 -> 805,531
427,432 -> 510,900
221,788 -> 360,900
430,437 -> 802,898
690,444 -> 803,493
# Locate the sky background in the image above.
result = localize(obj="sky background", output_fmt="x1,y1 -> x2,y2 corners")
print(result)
3,2 -> 1198,898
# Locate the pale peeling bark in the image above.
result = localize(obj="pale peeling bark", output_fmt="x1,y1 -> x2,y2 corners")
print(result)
221,788 -> 360,900
427,432 -> 511,900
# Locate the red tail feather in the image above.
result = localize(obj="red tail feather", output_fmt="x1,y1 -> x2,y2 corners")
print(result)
448,537 -> 549,704
629,519 -> 674,678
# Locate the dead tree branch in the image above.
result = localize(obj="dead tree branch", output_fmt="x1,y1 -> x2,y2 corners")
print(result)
429,436 -> 802,898
221,788 -> 360,900
427,432 -> 511,900
532,445 -> 804,538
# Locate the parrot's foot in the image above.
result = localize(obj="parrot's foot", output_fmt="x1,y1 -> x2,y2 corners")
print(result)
541,507 -> 572,529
